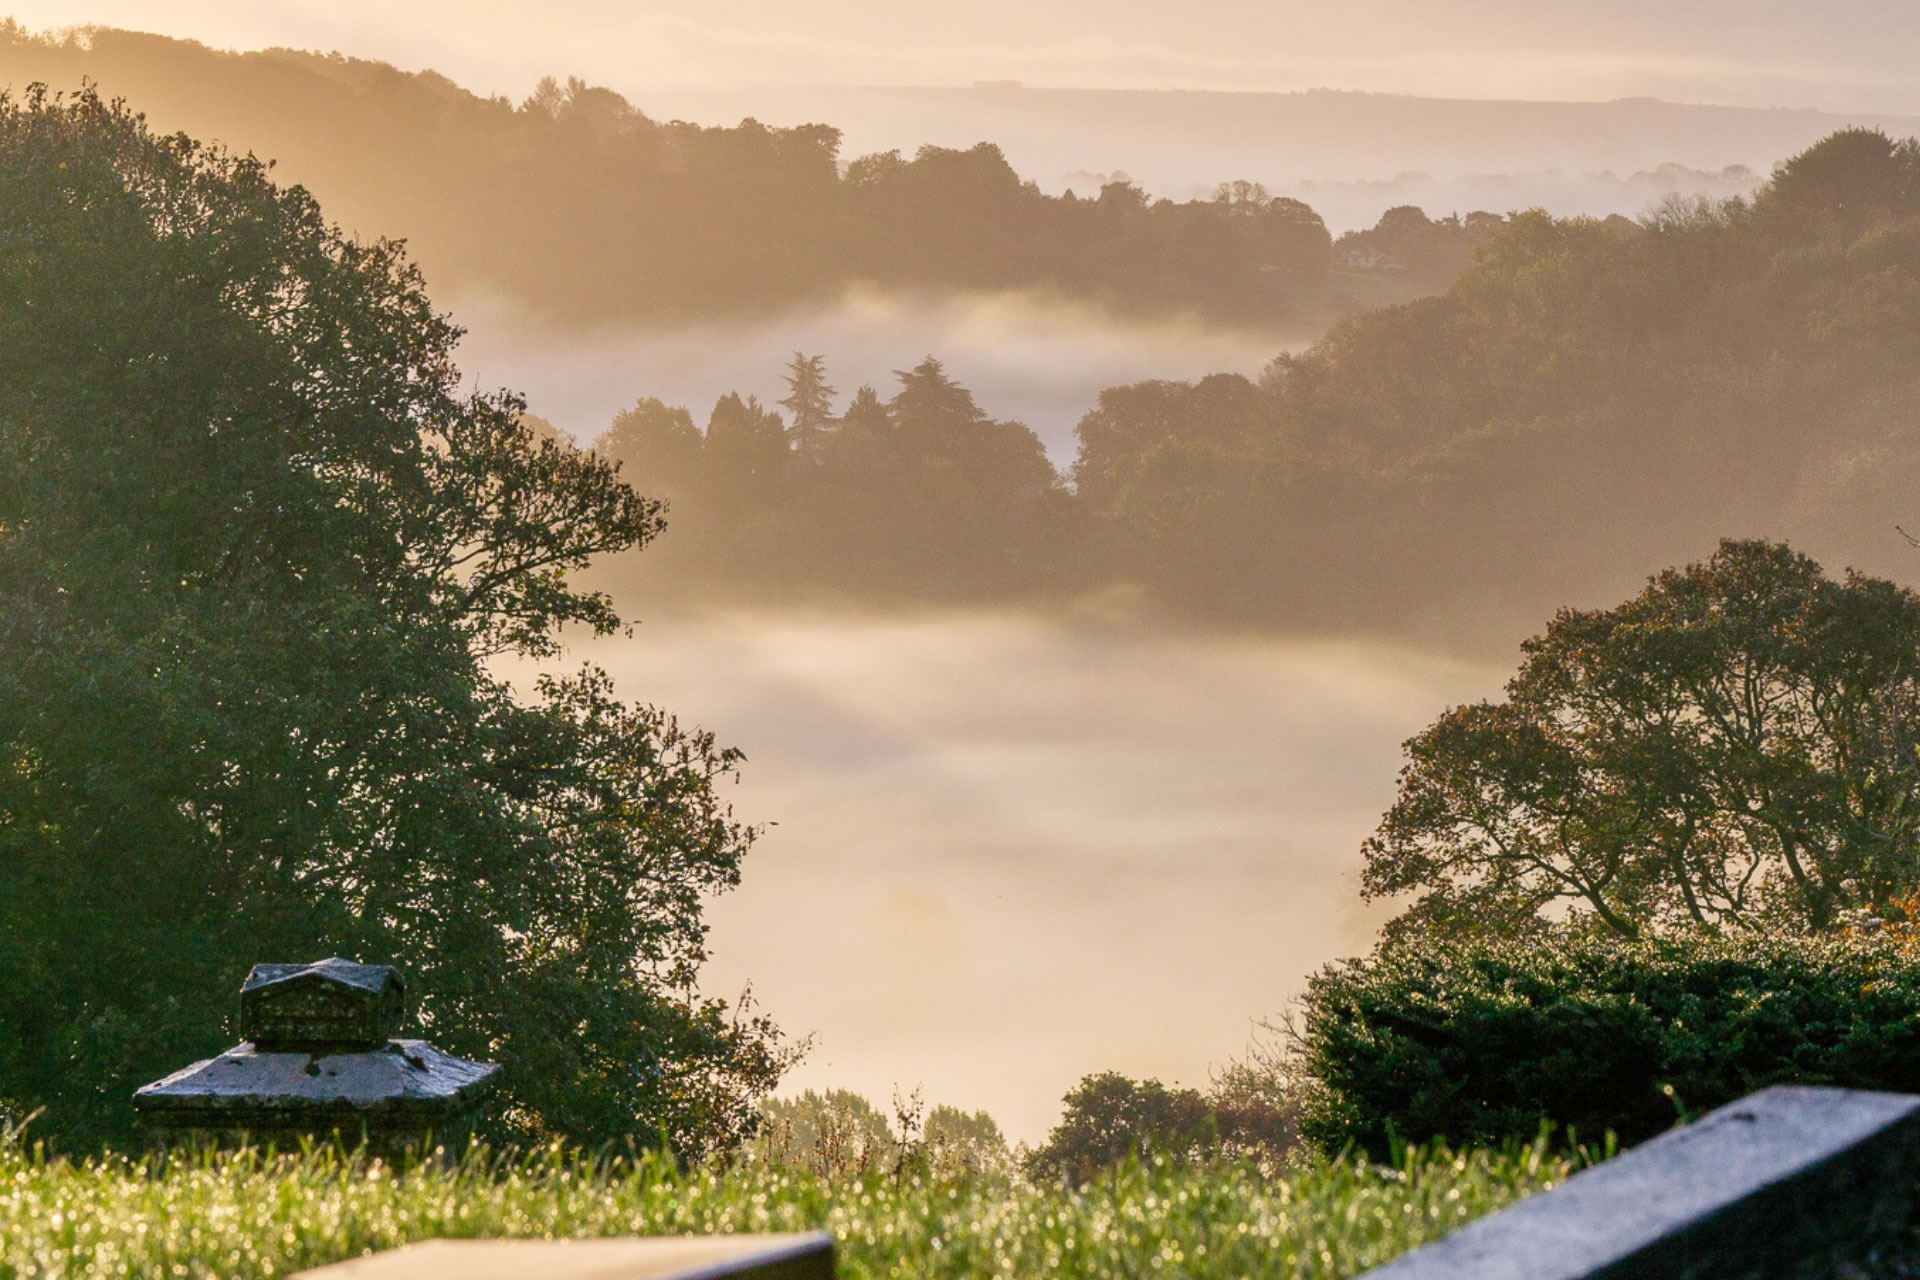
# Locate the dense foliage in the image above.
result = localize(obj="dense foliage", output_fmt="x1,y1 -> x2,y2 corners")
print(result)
1363,539 -> 1920,942
600,128 -> 1920,646
0,23 -> 1454,327
0,1131 -> 1570,1279
0,87 -> 784,1153
1295,930 -> 1920,1156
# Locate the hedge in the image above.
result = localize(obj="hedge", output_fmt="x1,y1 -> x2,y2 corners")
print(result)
1297,930 -> 1920,1155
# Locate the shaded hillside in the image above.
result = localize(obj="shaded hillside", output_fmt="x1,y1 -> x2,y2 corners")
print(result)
0,23 -> 1492,327
594,130 -> 1920,651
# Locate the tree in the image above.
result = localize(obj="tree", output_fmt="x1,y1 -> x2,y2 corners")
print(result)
778,353 -> 837,464
1023,1073 -> 1214,1185
923,1104 -> 1011,1178
1024,1068 -> 1299,1184
888,357 -> 1057,507
750,1089 -> 895,1179
1761,127 -> 1918,235
889,356 -> 988,444
703,391 -> 788,501
1363,540 -> 1920,942
0,87 -> 788,1152
1212,179 -> 1273,208
599,397 -> 704,497
830,384 -> 892,459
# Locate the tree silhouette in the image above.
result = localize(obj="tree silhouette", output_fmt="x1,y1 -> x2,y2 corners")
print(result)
779,352 -> 838,464
1363,541 -> 1920,941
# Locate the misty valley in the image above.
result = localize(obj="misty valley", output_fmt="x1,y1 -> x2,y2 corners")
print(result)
10,11 -> 1920,1279
565,611 -> 1498,1144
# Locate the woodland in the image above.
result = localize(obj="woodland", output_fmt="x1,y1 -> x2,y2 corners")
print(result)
0,23 -> 1495,327
596,128 -> 1920,650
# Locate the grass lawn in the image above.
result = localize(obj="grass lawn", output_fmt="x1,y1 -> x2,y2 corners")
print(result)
0,1135 -> 1571,1279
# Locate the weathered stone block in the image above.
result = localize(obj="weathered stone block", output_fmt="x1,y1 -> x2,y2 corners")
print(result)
240,958 -> 405,1050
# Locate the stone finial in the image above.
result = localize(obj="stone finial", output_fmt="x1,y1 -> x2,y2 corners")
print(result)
240,958 -> 405,1050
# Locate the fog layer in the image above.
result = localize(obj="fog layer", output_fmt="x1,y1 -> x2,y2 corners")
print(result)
450,289 -> 1298,462
567,611 -> 1503,1143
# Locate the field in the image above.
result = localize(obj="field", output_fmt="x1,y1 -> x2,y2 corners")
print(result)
0,1138 -> 1570,1279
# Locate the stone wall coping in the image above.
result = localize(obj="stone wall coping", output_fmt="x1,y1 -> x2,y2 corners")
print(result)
287,1232 -> 835,1280
1358,1084 -> 1920,1279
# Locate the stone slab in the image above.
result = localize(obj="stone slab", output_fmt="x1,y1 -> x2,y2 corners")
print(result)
1357,1085 -> 1920,1280
288,1233 -> 835,1280
135,1039 -> 499,1120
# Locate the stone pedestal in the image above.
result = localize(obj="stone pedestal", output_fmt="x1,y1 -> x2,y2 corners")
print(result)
134,958 -> 500,1157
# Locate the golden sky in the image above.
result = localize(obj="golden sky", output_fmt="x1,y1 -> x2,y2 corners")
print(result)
6,1 -> 1920,110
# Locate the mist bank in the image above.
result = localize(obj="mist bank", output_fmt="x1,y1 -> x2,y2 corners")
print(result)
558,608 -> 1503,1143
451,287 -> 1303,463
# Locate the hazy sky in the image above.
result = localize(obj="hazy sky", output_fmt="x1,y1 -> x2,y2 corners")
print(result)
8,1 -> 1920,111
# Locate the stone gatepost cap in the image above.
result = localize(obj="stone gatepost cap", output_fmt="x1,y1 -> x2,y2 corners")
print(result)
240,958 -> 405,1050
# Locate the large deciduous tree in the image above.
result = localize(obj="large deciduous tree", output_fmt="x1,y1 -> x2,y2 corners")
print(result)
1364,540 -> 1920,941
0,87 -> 786,1152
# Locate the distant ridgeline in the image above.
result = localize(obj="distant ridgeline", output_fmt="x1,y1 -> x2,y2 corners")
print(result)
0,23 -> 1490,326
593,129 -> 1920,650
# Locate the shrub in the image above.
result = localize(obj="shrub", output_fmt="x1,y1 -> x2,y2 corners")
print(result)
1296,930 -> 1920,1155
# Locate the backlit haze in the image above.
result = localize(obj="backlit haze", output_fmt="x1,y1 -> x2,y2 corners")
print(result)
572,616 -> 1503,1144
11,1 -> 1920,108
15,2 -> 1920,1143
11,4 -> 1919,229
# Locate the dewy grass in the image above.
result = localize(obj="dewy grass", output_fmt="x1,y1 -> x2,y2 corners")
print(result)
0,1136 -> 1570,1279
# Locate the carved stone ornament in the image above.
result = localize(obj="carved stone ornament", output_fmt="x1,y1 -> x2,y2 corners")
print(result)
134,959 -> 500,1157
